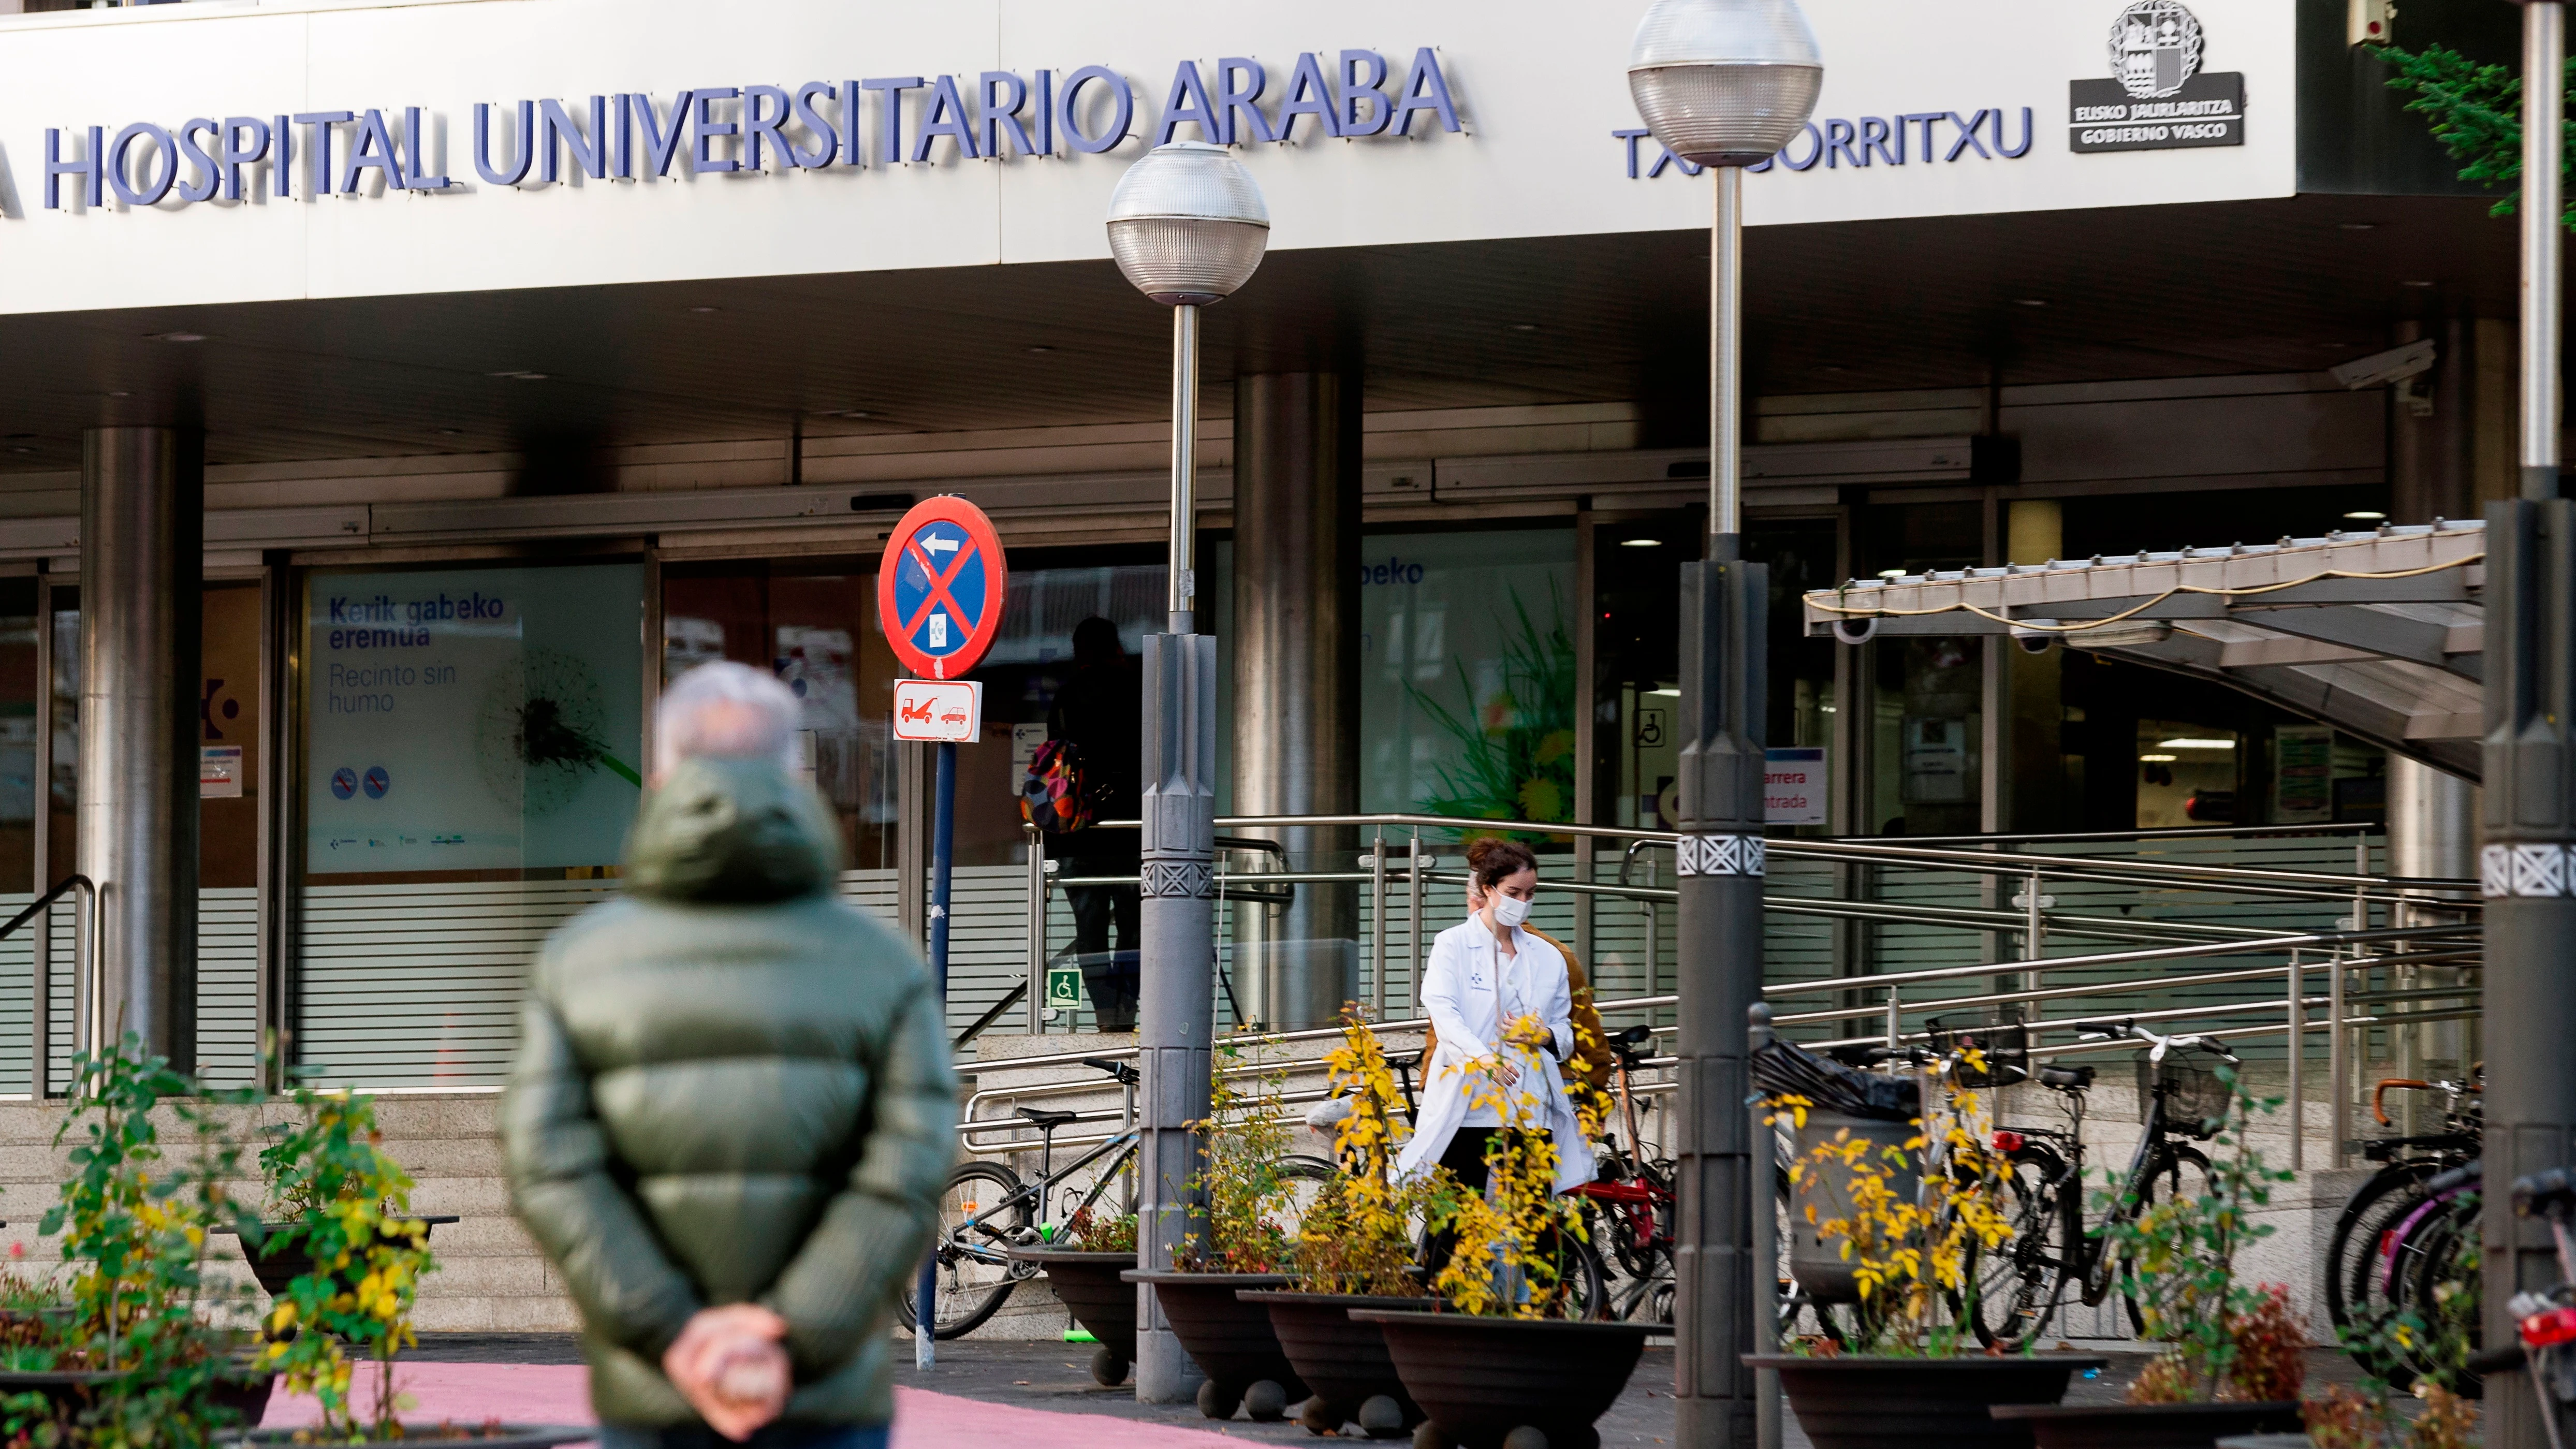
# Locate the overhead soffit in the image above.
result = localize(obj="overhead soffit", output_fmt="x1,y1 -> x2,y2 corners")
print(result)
0,191 -> 2517,478
1799,522 -> 2489,781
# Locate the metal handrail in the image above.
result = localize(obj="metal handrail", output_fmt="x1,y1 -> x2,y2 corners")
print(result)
1762,923 -> 2474,999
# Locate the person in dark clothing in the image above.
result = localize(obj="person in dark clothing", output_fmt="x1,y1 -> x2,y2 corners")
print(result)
1047,617 -> 1141,1032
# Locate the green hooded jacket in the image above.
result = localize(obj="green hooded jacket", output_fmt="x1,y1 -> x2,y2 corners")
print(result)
500,757 -> 958,1429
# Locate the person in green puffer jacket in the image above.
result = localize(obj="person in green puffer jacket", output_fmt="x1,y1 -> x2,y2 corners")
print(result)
500,662 -> 958,1449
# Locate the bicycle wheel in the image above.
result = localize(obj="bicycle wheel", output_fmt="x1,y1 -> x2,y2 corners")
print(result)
899,1161 -> 1035,1340
2326,1158 -> 2445,1337
1971,1143 -> 2070,1352
2118,1144 -> 2213,1338
2395,1189 -> 2483,1394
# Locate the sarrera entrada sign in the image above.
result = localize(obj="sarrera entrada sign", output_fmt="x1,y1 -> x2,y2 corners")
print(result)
37,47 -> 1463,212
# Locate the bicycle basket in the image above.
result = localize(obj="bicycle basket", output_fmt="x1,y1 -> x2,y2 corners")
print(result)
1924,1012 -> 2029,1089
2137,1056 -> 2231,1138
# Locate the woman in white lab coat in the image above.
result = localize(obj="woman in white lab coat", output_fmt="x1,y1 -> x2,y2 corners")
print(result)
1394,838 -> 1597,1197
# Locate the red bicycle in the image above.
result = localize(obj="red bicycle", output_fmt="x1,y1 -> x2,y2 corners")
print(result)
1570,1024 -> 1676,1324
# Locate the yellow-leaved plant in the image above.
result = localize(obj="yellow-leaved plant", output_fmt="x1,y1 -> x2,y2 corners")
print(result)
1295,1008 -> 1454,1297
1779,1051 -> 2012,1355
1179,1042 -> 1302,1273
1428,1013 -> 1589,1320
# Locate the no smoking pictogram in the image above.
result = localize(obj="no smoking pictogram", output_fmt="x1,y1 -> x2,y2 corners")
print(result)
877,497 -> 1008,680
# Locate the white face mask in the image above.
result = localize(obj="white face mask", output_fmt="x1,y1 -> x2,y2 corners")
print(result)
1489,892 -> 1531,929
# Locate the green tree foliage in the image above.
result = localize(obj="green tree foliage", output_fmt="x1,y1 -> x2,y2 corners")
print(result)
2373,42 -> 2576,224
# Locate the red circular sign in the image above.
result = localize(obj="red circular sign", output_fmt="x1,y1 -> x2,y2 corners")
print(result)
877,497 -> 1009,680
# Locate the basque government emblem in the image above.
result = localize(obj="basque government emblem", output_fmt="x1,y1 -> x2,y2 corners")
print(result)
2109,1 -> 2204,99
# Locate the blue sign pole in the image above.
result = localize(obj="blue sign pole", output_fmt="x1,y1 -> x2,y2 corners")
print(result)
914,738 -> 957,1369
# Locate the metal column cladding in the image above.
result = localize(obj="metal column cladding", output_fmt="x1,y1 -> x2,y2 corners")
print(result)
1135,629 -> 1217,1403
77,426 -> 203,1069
1230,372 -> 1362,1032
1672,550 -> 1767,1447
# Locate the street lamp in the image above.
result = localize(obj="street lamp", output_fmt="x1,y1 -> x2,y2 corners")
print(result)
2483,7 -> 2567,1449
1626,5 -> 1819,1449
1107,138 -> 1269,1407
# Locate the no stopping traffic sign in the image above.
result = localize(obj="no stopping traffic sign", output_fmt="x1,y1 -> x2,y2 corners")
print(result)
877,496 -> 1008,680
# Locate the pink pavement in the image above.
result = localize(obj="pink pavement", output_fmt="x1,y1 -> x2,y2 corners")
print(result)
258,1362 -> 1246,1449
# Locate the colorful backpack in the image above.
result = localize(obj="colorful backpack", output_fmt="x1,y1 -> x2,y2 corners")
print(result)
1020,738 -> 1093,834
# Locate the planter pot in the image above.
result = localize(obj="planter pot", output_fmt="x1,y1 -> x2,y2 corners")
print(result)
0,1369 -> 124,1413
1989,1401 -> 2306,1449
1353,1309 -> 1655,1449
212,1364 -> 276,1428
1123,1271 -> 1306,1421
1741,1354 -> 2109,1449
1006,1249 -> 1136,1386
236,1219 -> 461,1299
1241,1292 -> 1443,1439
225,1425 -> 589,1449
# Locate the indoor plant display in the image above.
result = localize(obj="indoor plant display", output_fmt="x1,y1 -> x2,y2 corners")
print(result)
1243,1010 -> 1452,1439
1007,1208 -> 1140,1387
1991,1064 -> 2304,1449
1359,1013 -> 1655,1449
1745,1038 -> 2104,1449
1124,1042 -> 1314,1422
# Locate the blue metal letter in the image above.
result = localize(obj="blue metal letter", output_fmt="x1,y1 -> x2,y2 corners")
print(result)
45,127 -> 99,210
789,81 -> 839,168
473,102 -> 534,186
110,122 -> 177,206
1216,57 -> 1275,145
273,113 -> 292,199
860,77 -> 924,166
402,106 -> 452,189
692,87 -> 741,173
1613,126 -> 1648,180
1277,52 -> 1337,141
743,85 -> 793,172
1154,60 -> 1221,147
1994,106 -> 2034,159
293,111 -> 351,196
1782,122 -> 1824,171
914,74 -> 980,162
178,119 -> 221,203
539,96 -> 607,182
1943,110 -> 1994,162
627,92 -> 693,179
1392,47 -> 1462,135
1338,50 -> 1392,137
218,116 -> 270,201
1056,66 -> 1132,154
341,109 -> 401,194
841,80 -> 863,166
1823,118 -> 1858,168
1033,69 -> 1054,156
979,71 -> 1033,158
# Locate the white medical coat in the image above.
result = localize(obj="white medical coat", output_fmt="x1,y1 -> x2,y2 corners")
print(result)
1393,915 -> 1597,1196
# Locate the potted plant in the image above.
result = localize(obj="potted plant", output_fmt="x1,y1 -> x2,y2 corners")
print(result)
243,1087 -> 580,1449
1242,1010 -> 1453,1439
0,1037 -> 272,1449
1745,1049 -> 2105,1449
1991,1066 -> 2304,1449
1124,1041 -> 1314,1422
2270,1263 -> 2482,1449
1007,1207 -> 1139,1386
1357,1011 -> 1657,1449
239,1089 -> 458,1302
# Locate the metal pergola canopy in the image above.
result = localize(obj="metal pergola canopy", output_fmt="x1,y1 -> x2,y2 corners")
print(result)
1800,520 -> 2486,782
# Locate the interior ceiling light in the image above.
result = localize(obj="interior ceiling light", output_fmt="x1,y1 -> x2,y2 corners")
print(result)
1648,686 -> 1681,697
147,331 -> 205,343
2339,222 -> 2377,231
2013,298 -> 2048,308
486,370 -> 547,381
1621,537 -> 1663,548
437,428 -> 464,435
2159,737 -> 2235,750
2401,280 -> 2436,288
106,391 -> 130,399
2139,753 -> 2178,763
1876,568 -> 1907,579
2344,510 -> 2388,521
1026,345 -> 1055,354
1511,323 -> 1541,332
687,306 -> 721,313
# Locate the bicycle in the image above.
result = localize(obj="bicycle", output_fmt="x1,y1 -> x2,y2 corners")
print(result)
900,1056 -> 1336,1339
1968,1019 -> 2235,1351
1570,1024 -> 1676,1324
2324,1074 -> 2481,1344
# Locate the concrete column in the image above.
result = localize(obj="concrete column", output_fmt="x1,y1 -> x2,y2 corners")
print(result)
77,426 -> 202,1067
1228,372 -> 1360,1032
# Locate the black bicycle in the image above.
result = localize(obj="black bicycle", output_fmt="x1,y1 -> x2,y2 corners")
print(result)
2324,1073 -> 2482,1388
900,1055 -> 1335,1338
1969,1020 -> 2234,1351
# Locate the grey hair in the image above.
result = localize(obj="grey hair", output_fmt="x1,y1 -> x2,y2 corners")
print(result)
655,661 -> 804,779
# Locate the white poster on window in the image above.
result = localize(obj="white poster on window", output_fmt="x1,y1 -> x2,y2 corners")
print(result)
1765,748 -> 1828,826
305,564 -> 645,873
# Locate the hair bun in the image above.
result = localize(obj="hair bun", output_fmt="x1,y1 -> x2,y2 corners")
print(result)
1465,837 -> 1538,888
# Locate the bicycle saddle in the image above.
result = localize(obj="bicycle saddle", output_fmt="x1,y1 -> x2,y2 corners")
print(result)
1016,1106 -> 1081,1129
2038,1064 -> 2095,1090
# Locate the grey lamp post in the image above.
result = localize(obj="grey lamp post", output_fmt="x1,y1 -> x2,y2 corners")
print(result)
1627,5 -> 1820,1448
2484,7 -> 2567,1449
1106,138 -> 1270,1407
